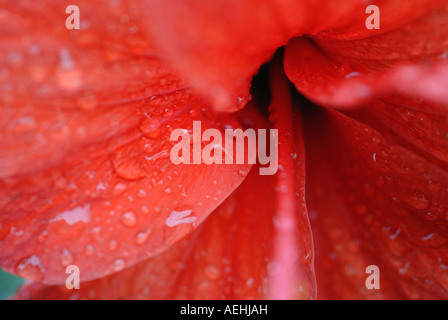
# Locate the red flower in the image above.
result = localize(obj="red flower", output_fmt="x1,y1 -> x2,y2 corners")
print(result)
1,0 -> 448,299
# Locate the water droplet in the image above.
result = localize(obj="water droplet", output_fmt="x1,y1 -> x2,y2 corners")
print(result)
141,205 -> 150,215
345,71 -> 361,79
383,226 -> 401,241
56,69 -> 82,91
96,182 -> 107,192
113,157 -> 147,181
189,108 -> 200,119
371,136 -> 381,145
109,240 -> 118,250
111,259 -> 125,272
90,226 -> 102,242
398,261 -> 410,275
60,249 -> 73,266
77,93 -> 98,111
166,208 -> 196,227
9,116 -> 36,133
121,212 -> 137,227
425,211 -> 439,221
113,183 -> 127,193
302,250 -> 313,265
427,180 -> 441,193
85,244 -> 95,256
145,150 -> 168,162
37,231 -> 48,243
238,169 -> 248,177
51,205 -> 91,225
137,189 -> 147,198
438,257 -> 448,270
421,233 -> 434,241
410,194 -> 429,210
16,255 -> 45,281
267,262 -> 280,276
163,108 -> 173,117
139,118 -> 161,139
134,229 -> 152,245
204,265 -> 220,280
10,227 -> 23,237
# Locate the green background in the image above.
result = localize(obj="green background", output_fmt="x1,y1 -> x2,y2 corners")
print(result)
0,268 -> 24,300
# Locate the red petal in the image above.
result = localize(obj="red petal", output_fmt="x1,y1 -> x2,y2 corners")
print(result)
12,161 -> 303,299
11,60 -> 317,301
304,107 -> 448,299
0,1 -> 256,284
285,8 -> 448,297
285,39 -> 448,168
141,0 -> 361,112
284,4 -> 448,109
346,98 -> 448,174
142,0 -> 446,112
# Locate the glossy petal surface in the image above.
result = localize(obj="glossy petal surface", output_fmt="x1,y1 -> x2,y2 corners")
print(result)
0,1 -> 255,285
304,107 -> 448,299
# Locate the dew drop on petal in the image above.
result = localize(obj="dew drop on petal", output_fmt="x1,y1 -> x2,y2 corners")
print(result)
92,226 -> 105,242
427,180 -> 441,193
111,259 -> 126,272
56,69 -> 82,91
134,229 -> 152,245
37,230 -> 48,243
121,212 -> 137,227
141,205 -> 150,215
267,262 -> 280,277
77,93 -> 98,111
16,255 -> 45,281
137,189 -> 147,198
204,265 -> 220,280
425,211 -> 439,221
165,208 -> 196,227
84,244 -> 95,256
60,249 -> 73,266
51,205 -> 91,225
140,119 -> 162,139
109,240 -> 118,250
189,108 -> 200,119
410,194 -> 429,210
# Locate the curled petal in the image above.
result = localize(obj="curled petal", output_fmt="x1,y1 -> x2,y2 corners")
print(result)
142,0 -> 447,112
284,4 -> 448,109
141,0 -> 364,111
